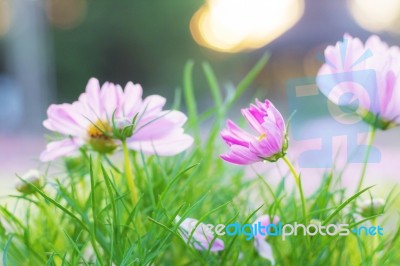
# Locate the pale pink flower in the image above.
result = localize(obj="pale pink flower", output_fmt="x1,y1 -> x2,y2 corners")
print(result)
175,216 -> 225,252
317,34 -> 400,129
253,215 -> 279,265
220,99 -> 287,165
40,78 -> 193,161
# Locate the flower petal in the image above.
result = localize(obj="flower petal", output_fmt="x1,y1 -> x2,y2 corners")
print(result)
241,108 -> 264,134
133,110 -> 187,140
40,138 -> 84,161
220,145 -> 261,165
249,123 -> 284,158
253,215 -> 280,240
43,104 -> 86,136
221,120 -> 254,147
176,216 -> 225,252
123,82 -> 143,116
101,82 -> 124,119
127,129 -> 193,156
140,95 -> 166,117
256,99 -> 285,133
317,34 -> 400,127
83,78 -> 102,116
254,238 -> 275,265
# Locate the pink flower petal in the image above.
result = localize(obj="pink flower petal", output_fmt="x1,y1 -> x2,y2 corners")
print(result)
252,215 -> 278,264
250,123 -> 284,158
139,95 -> 166,118
83,78 -> 102,116
176,216 -> 225,252
133,110 -> 187,140
241,108 -> 264,134
220,128 -> 250,147
101,82 -> 124,119
254,238 -> 275,264
41,77 -> 193,160
128,129 -> 193,156
258,99 -> 285,132
123,82 -> 143,116
317,34 -> 400,127
226,120 -> 254,141
253,215 -> 280,240
43,104 -> 86,136
40,138 -> 83,161
220,145 -> 261,165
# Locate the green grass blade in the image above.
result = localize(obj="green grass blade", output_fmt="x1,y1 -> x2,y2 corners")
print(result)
158,163 -> 199,205
63,231 -> 89,266
2,234 -> 14,266
322,185 -> 375,225
221,204 -> 264,264
183,60 -> 200,142
101,165 -> 120,262
19,178 -> 89,231
225,52 -> 270,111
202,62 -> 223,112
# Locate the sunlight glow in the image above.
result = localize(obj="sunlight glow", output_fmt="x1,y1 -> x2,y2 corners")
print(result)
190,0 -> 304,53
348,0 -> 400,33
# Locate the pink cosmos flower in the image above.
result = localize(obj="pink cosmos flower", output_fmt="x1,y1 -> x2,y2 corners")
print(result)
40,78 -> 193,161
220,99 -> 287,165
317,34 -> 400,130
253,215 -> 279,265
175,216 -> 225,252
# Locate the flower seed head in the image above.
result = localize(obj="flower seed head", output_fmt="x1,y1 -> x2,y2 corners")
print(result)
359,198 -> 385,218
16,169 -> 43,194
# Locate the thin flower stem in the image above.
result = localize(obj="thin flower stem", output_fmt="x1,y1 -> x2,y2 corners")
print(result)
371,217 -> 378,266
122,140 -> 138,206
356,126 -> 377,193
282,156 -> 308,224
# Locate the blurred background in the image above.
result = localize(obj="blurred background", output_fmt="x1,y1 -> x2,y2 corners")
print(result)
1,0 -> 400,195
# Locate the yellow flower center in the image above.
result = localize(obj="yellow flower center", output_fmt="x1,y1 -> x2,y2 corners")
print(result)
87,120 -> 116,153
257,133 -> 267,141
87,120 -> 112,138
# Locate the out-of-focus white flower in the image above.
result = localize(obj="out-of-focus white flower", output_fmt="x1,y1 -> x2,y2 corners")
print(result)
253,215 -> 279,265
15,169 -> 43,194
359,198 -> 385,217
175,215 -> 224,252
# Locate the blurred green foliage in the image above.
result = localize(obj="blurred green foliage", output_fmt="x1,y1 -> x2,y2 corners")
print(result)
53,0 -> 204,101
51,0 -> 269,105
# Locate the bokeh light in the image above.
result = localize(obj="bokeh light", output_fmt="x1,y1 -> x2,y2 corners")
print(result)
190,0 -> 304,53
45,0 -> 87,29
0,0 -> 11,37
348,0 -> 400,33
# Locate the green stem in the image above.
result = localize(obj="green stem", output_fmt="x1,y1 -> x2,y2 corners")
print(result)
371,217 -> 378,266
92,154 -> 105,265
122,140 -> 138,206
356,126 -> 377,193
282,156 -> 308,224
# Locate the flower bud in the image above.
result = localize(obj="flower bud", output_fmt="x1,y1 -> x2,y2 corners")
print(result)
112,117 -> 135,140
16,169 -> 43,194
359,198 -> 385,218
